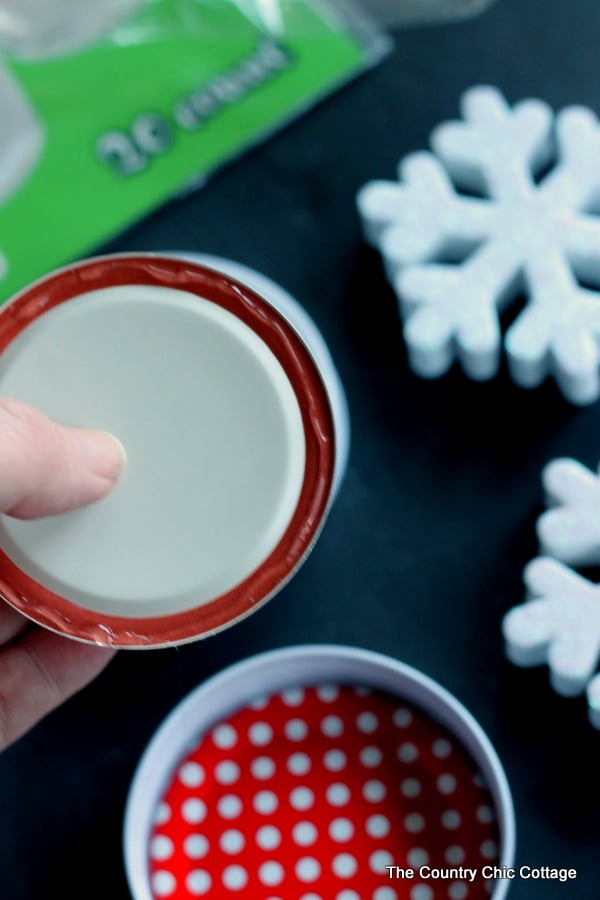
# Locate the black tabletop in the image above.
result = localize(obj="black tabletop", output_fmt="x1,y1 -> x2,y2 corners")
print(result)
2,0 -> 600,897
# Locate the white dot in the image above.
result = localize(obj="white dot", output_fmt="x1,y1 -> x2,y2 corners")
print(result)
473,772 -> 486,788
354,685 -> 371,697
449,882 -> 469,900
398,742 -> 419,763
150,835 -> 174,861
374,890 -> 398,900
437,774 -> 457,795
293,821 -> 318,846
393,707 -> 413,728
212,724 -> 237,749
282,687 -> 305,706
215,760 -> 241,785
300,895 -> 323,900
432,738 -> 452,758
256,825 -> 281,850
254,790 -> 278,814
324,749 -> 347,771
326,783 -> 350,806
360,746 -> 382,768
411,886 -> 433,900
218,794 -> 242,819
332,853 -> 358,878
285,718 -> 309,741
220,829 -> 245,854
366,814 -> 390,838
153,802 -> 171,825
480,839 -> 498,860
251,756 -> 276,780
336,892 -> 360,900
476,804 -> 495,824
259,861 -> 285,887
407,848 -> 428,867
249,722 -> 273,747
248,693 -> 269,709
401,777 -> 421,798
296,857 -> 321,882
357,711 -> 378,733
179,761 -> 205,787
288,752 -> 311,776
370,850 -> 394,874
321,715 -> 344,738
184,834 -> 209,859
329,817 -> 354,842
404,813 -> 426,833
316,684 -> 339,702
152,871 -> 176,897
363,780 -> 386,802
445,845 -> 465,864
182,798 -> 207,824
186,870 -> 212,896
223,865 -> 248,891
290,786 -> 315,811
442,810 -> 461,830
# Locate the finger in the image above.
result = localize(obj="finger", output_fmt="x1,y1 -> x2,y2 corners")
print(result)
0,602 -> 29,647
0,628 -> 116,750
0,398 -> 125,518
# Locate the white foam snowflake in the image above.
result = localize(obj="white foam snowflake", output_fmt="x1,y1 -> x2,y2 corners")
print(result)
357,85 -> 600,404
503,557 -> 600,701
537,457 -> 600,567
503,458 -> 600,727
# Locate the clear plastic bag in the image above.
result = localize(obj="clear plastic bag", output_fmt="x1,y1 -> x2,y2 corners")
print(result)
0,0 -> 500,61
0,0 -> 143,58
0,1 -> 390,303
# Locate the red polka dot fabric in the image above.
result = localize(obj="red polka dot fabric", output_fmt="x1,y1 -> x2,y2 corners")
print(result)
149,685 -> 500,899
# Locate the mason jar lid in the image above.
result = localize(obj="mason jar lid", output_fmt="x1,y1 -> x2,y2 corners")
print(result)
0,254 -> 336,647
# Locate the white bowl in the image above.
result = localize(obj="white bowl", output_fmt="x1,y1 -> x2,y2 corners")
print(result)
124,644 -> 516,900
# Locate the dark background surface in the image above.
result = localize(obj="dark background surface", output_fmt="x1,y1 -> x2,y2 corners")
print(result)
1,0 -> 600,897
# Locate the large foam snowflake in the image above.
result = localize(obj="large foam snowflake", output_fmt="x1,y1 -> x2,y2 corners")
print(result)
357,85 -> 600,404
503,457 -> 600,728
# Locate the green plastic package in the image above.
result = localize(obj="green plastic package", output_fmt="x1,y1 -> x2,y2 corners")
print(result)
0,0 -> 389,302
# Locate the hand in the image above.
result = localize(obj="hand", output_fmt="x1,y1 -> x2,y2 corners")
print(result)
0,399 -> 124,750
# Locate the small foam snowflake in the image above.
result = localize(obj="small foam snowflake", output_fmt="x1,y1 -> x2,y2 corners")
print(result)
357,85 -> 600,404
503,557 -> 600,702
504,457 -> 600,727
537,457 -> 600,567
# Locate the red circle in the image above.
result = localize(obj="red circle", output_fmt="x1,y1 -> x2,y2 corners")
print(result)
0,254 -> 335,647
149,685 -> 501,899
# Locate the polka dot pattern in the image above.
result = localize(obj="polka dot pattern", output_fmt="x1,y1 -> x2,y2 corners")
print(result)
149,685 -> 500,898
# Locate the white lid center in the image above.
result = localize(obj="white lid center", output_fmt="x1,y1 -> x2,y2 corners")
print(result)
0,284 -> 306,617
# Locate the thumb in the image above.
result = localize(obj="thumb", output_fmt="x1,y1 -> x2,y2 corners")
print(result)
0,399 -> 125,519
